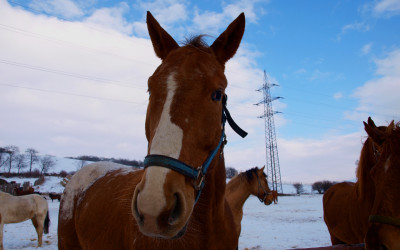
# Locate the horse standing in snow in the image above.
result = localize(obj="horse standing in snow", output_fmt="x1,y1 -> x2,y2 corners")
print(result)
0,191 -> 50,249
225,166 -> 273,236
58,11 -> 248,249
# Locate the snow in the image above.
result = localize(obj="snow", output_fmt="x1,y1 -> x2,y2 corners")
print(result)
1,168 -> 332,250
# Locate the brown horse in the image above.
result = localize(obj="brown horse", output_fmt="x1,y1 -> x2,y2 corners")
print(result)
58,11 -> 247,249
364,120 -> 400,249
225,166 -> 273,236
323,117 -> 385,245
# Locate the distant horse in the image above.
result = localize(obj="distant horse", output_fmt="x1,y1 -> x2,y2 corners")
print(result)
271,190 -> 278,204
364,119 -> 400,249
225,166 -> 273,235
323,117 -> 386,245
58,11 -> 247,249
14,186 -> 34,196
48,192 -> 61,202
0,191 -> 50,249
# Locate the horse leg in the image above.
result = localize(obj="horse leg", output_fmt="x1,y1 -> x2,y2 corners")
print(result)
31,215 -> 44,247
0,219 -> 3,250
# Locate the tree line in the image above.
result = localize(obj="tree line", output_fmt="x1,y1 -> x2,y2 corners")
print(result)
0,145 -> 144,176
0,145 -> 55,175
292,180 -> 337,195
67,155 -> 144,168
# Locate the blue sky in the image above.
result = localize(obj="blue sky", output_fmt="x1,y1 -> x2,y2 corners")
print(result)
1,0 -> 399,183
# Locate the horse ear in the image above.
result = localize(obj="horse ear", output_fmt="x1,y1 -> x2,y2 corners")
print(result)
387,121 -> 395,134
211,13 -> 245,65
261,166 -> 265,172
147,11 -> 179,60
364,121 -> 385,146
367,117 -> 377,128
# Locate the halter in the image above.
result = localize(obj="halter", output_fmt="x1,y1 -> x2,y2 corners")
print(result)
144,95 -> 247,203
369,215 -> 400,228
256,174 -> 270,203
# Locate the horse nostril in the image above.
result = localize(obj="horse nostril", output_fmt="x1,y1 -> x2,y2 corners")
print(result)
168,193 -> 182,225
133,190 -> 144,225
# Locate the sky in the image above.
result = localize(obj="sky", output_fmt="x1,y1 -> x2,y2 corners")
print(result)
0,0 -> 399,183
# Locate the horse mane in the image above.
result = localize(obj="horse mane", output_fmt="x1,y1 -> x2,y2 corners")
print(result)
182,35 -> 211,52
356,137 -> 375,198
241,167 -> 264,183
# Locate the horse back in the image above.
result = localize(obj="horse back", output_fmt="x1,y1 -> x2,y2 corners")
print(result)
323,182 -> 370,244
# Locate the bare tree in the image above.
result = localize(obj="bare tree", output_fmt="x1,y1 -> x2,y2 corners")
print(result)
4,145 -> 19,173
15,154 -> 27,174
293,182 -> 304,195
226,167 -> 238,178
39,155 -> 56,174
0,147 -> 8,171
312,181 -> 324,194
25,148 -> 39,174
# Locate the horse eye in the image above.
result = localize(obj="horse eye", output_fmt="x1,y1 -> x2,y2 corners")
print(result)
211,90 -> 223,101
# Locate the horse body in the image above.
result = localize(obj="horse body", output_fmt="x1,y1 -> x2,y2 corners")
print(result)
323,118 -> 383,245
323,181 -> 373,244
364,120 -> 400,249
59,162 -> 237,250
225,166 -> 273,236
0,191 -> 49,249
323,117 -> 400,248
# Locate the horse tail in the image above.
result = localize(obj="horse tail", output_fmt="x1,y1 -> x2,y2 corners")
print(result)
44,210 -> 50,234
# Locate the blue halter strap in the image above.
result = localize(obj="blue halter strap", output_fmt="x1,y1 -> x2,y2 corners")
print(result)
143,95 -> 247,203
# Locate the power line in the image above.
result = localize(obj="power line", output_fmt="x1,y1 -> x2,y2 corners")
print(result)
0,82 -> 148,105
0,59 -> 146,90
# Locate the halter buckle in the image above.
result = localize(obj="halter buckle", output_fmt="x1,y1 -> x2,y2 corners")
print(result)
194,166 -> 205,190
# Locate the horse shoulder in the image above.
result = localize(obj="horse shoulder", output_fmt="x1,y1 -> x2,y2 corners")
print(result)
74,169 -> 142,249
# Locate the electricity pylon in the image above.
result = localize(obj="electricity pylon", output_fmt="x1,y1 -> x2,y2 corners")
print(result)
255,70 -> 283,194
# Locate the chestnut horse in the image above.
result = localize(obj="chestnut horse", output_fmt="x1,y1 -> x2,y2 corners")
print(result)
0,191 -> 50,249
225,166 -> 273,236
323,117 -> 385,245
58,11 -> 247,249
364,120 -> 400,249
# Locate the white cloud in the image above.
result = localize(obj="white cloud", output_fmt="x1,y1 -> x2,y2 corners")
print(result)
192,0 -> 264,35
226,131 -> 364,183
337,21 -> 370,41
333,92 -> 343,100
29,0 -> 84,19
0,0 -> 158,159
84,3 -> 135,35
361,42 -> 373,55
135,0 -> 188,25
349,48 -> 400,123
373,0 -> 400,17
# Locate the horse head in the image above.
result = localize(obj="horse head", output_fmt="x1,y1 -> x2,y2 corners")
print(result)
248,166 -> 273,205
364,119 -> 400,249
131,11 -> 245,239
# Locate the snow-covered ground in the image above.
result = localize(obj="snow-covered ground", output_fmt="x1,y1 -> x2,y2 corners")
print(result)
2,183 -> 331,249
1,159 -> 331,249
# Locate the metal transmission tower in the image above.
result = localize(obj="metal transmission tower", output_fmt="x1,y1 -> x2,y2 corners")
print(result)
255,70 -> 283,194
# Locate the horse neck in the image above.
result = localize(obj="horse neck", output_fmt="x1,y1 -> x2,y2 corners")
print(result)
225,173 -> 252,212
194,155 -> 228,215
356,139 -> 376,201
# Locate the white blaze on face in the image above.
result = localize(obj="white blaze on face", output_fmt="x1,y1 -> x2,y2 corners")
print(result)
140,73 -> 183,216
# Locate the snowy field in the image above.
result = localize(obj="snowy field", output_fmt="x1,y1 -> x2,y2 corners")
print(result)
2,159 -> 332,249
2,183 -> 331,249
